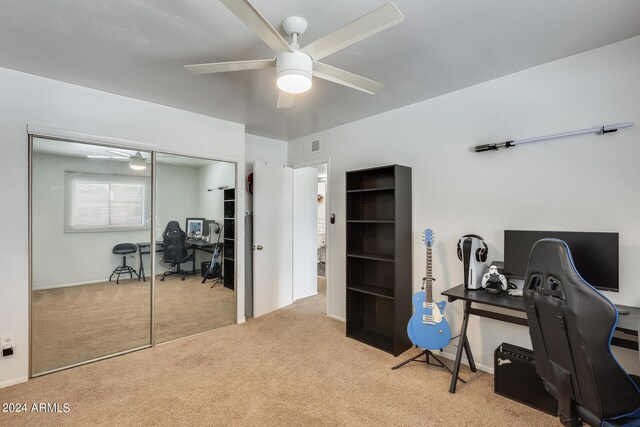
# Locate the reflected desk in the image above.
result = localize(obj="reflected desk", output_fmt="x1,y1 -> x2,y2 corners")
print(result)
442,284 -> 640,394
137,240 -> 217,282
137,242 -> 164,282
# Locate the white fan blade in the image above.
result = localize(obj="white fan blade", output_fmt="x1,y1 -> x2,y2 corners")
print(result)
302,2 -> 404,61
277,91 -> 295,108
86,155 -> 128,160
219,0 -> 293,54
185,59 -> 274,75
313,62 -> 384,95
107,150 -> 132,158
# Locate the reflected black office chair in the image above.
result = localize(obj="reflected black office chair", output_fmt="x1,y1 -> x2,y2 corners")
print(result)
161,221 -> 194,281
109,243 -> 139,284
523,239 -> 640,427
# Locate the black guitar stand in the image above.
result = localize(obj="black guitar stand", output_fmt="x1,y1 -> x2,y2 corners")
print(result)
391,345 -> 467,385
202,231 -> 224,289
391,278 -> 465,383
207,275 -> 223,289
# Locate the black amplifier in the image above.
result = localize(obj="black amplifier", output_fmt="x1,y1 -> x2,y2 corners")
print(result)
494,343 -> 557,416
201,261 -> 210,277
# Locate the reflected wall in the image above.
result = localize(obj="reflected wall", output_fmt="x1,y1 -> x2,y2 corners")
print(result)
31,138 -> 152,374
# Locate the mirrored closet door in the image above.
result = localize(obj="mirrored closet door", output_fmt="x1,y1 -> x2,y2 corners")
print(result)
31,139 -> 237,375
31,138 -> 152,375
154,153 -> 236,344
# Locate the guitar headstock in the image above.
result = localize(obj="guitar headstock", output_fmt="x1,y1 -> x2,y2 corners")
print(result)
421,228 -> 434,248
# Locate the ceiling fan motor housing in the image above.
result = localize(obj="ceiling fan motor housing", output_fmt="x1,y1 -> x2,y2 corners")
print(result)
276,51 -> 313,93
282,16 -> 308,37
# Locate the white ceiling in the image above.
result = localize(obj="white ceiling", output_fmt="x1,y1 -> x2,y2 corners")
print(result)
3,1 -> 640,141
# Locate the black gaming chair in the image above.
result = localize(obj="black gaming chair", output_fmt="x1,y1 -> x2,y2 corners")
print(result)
161,221 -> 194,281
523,238 -> 640,427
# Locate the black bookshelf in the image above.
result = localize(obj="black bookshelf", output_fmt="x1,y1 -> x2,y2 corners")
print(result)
223,188 -> 235,290
346,165 -> 412,356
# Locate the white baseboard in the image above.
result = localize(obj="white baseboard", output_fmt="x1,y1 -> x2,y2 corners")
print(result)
295,291 -> 318,302
328,313 -> 345,323
33,272 -> 166,290
440,350 -> 494,374
0,376 -> 28,389
33,278 -> 109,291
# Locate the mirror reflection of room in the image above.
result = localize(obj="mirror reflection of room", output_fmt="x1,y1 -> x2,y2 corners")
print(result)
154,154 -> 236,344
31,138 -> 152,375
31,139 -> 237,375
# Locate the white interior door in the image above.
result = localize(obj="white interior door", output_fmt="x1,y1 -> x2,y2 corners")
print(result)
253,161 -> 293,317
293,167 -> 318,300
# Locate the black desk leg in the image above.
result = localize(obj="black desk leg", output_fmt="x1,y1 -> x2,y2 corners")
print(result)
464,333 -> 476,372
138,251 -> 146,282
449,300 -> 473,393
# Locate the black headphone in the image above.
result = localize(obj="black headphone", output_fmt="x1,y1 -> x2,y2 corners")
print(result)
456,234 -> 488,263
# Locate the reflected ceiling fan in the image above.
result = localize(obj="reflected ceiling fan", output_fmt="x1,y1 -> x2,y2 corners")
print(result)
86,150 -> 148,170
185,1 -> 404,108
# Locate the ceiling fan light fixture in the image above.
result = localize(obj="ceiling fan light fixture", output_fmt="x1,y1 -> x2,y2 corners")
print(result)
277,71 -> 312,94
276,51 -> 312,94
129,151 -> 147,170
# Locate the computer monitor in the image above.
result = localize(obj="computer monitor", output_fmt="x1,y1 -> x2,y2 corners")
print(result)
503,230 -> 619,292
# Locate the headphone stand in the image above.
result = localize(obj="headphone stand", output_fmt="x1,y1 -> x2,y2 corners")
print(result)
391,346 -> 467,385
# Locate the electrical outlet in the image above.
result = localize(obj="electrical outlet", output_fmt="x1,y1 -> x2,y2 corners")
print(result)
1,334 -> 15,357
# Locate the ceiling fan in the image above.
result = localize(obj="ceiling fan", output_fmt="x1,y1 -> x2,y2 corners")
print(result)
184,1 -> 404,108
86,150 -> 148,170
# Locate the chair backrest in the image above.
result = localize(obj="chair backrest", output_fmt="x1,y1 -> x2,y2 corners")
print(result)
523,238 -> 640,423
162,221 -> 187,263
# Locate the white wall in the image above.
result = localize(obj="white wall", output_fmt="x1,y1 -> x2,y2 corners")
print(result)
156,163 -> 201,240
31,154 -> 204,289
0,66 -> 245,388
289,36 -> 640,372
198,161 -> 236,224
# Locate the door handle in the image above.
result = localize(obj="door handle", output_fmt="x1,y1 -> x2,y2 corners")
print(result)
256,245 -> 263,250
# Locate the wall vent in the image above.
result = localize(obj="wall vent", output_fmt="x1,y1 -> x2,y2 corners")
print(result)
305,138 -> 321,154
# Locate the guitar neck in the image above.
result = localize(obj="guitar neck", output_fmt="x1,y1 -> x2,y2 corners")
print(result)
426,247 -> 433,303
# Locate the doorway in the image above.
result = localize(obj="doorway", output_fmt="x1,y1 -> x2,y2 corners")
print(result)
316,164 -> 327,297
293,160 -> 330,315
250,160 -> 329,318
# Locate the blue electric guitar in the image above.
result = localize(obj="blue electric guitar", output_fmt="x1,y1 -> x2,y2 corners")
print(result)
407,228 -> 452,350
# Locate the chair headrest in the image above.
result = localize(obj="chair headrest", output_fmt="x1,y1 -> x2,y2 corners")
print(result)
526,238 -> 581,284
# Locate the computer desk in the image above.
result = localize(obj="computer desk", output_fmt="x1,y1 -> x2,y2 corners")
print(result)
137,242 -> 163,281
441,284 -> 640,393
137,240 -> 217,281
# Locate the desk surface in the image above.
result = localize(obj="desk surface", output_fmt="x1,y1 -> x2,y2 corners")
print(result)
137,242 -> 163,248
137,240 -> 216,247
186,239 -> 216,247
442,284 -> 639,334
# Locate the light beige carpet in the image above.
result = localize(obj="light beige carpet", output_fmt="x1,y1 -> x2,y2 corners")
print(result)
1,288 -> 554,426
318,276 -> 327,295
32,275 -> 235,374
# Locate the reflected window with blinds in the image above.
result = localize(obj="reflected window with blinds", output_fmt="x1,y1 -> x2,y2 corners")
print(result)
64,171 -> 150,232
